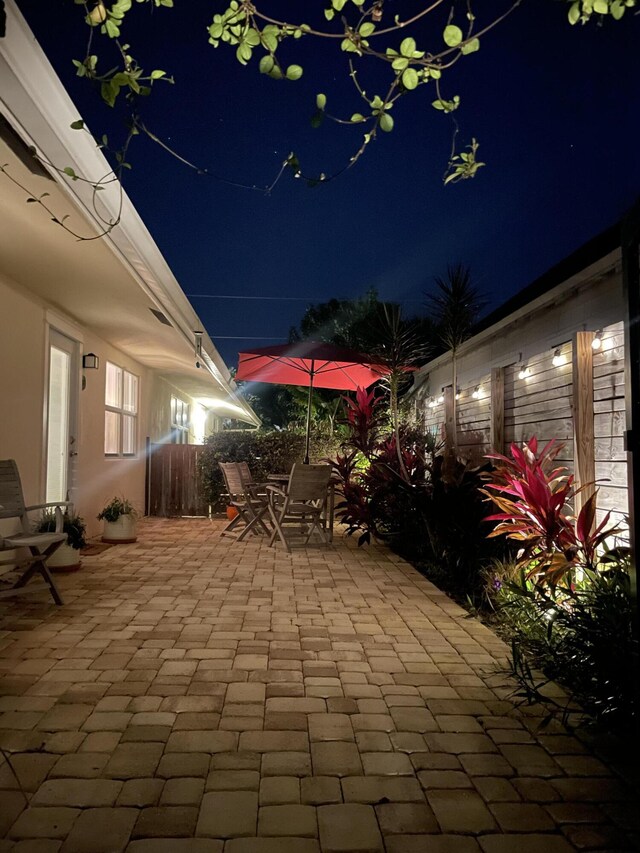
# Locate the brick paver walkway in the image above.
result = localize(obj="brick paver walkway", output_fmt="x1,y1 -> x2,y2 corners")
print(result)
0,518 -> 637,852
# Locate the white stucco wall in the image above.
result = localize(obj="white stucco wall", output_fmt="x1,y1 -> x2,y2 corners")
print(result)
0,272 -> 151,539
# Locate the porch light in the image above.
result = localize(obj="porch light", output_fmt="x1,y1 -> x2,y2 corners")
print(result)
592,330 -> 603,350
552,348 -> 565,367
82,353 -> 99,370
518,363 -> 530,380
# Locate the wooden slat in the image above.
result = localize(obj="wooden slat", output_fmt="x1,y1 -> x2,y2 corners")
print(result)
573,331 -> 596,517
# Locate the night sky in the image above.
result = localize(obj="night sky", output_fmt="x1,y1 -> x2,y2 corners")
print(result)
13,0 -> 640,366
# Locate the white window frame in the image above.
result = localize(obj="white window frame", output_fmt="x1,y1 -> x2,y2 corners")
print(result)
170,395 -> 190,444
105,361 -> 138,457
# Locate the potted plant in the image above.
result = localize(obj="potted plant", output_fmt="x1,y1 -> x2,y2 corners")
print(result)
36,510 -> 87,572
98,497 -> 138,544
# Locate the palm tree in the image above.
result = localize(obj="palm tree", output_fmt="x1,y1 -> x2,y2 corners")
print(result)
427,263 -> 484,456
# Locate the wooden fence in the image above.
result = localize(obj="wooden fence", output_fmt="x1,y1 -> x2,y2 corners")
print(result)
147,443 -> 210,517
420,322 -> 628,526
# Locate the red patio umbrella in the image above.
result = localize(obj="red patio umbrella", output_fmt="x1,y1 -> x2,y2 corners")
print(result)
236,340 -> 388,463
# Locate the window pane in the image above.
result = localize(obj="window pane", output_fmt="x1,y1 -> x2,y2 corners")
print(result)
123,371 -> 138,414
122,415 -> 136,455
170,396 -> 177,425
105,362 -> 122,408
105,411 -> 120,454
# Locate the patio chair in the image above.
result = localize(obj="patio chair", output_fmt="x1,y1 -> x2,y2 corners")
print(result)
219,462 -> 270,540
266,462 -> 332,553
0,459 -> 72,605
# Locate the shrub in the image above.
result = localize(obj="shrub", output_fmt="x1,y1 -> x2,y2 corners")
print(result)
37,511 -> 87,550
495,560 -> 637,732
482,437 -> 636,732
199,429 -> 340,511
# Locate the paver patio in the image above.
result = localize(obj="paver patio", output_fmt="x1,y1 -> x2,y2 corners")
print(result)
0,517 -> 637,852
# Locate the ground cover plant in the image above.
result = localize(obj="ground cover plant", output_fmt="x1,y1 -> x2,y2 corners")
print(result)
482,437 -> 638,732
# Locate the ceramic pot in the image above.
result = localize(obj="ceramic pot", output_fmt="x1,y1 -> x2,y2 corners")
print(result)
102,514 -> 137,543
47,542 -> 82,572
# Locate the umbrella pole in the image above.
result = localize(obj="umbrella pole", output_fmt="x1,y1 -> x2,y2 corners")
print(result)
304,362 -> 314,464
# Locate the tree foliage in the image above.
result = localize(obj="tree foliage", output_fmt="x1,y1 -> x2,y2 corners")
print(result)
53,0 -> 637,185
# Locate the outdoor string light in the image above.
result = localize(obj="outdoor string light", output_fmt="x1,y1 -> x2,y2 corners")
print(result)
472,385 -> 481,399
455,388 -> 461,400
518,363 -> 530,379
592,330 -> 603,350
552,348 -> 565,367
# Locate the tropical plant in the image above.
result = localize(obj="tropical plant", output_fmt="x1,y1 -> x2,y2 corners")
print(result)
495,559 -> 637,732
481,437 -> 621,586
37,511 -> 87,550
426,263 -> 484,460
97,497 -> 137,523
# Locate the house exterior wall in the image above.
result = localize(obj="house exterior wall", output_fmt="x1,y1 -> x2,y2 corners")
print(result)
149,376 -> 212,445
416,261 -> 627,526
0,272 -> 151,539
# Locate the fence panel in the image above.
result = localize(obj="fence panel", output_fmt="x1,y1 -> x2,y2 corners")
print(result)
148,443 -> 210,517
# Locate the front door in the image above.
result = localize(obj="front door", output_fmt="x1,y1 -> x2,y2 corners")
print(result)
45,329 -> 79,504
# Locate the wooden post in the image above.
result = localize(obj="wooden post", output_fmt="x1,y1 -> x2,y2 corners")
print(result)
490,367 -> 504,454
443,386 -> 455,454
573,331 -> 596,517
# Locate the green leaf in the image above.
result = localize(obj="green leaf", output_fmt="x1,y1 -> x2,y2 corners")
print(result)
443,25 -> 463,47
350,113 -> 365,123
316,93 -> 327,110
259,55 -> 275,74
379,113 -> 394,132
324,8 -> 335,21
391,56 -> 409,71
150,69 -> 166,80
359,22 -> 375,36
286,64 -> 303,80
402,68 -> 419,90
568,1 -> 581,23
70,120 -> 85,130
104,18 -> 120,38
594,0 -> 609,11
63,166 -> 77,179
400,37 -> 416,57
461,37 -> 480,54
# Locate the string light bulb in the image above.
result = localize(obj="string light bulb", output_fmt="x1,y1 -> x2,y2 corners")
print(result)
552,348 -> 565,367
592,330 -> 603,350
518,364 -> 530,380
438,392 -> 444,404
472,385 -> 481,399
455,388 -> 461,400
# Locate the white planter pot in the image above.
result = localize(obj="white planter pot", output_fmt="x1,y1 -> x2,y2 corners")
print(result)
47,542 -> 82,572
102,515 -> 137,544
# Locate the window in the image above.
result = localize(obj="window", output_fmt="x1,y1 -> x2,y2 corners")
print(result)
171,396 -> 190,444
105,362 -> 138,456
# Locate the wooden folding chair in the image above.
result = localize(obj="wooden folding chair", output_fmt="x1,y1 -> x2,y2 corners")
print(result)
267,463 -> 332,553
0,459 -> 72,605
219,462 -> 270,540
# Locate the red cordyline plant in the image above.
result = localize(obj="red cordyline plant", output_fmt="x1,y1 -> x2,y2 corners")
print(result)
481,437 -> 621,586
341,386 -> 386,460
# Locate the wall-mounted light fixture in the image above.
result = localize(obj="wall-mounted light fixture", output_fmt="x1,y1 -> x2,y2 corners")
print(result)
82,353 -> 99,370
591,330 -> 603,350
472,385 -> 481,399
518,363 -> 530,380
552,348 -> 565,367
